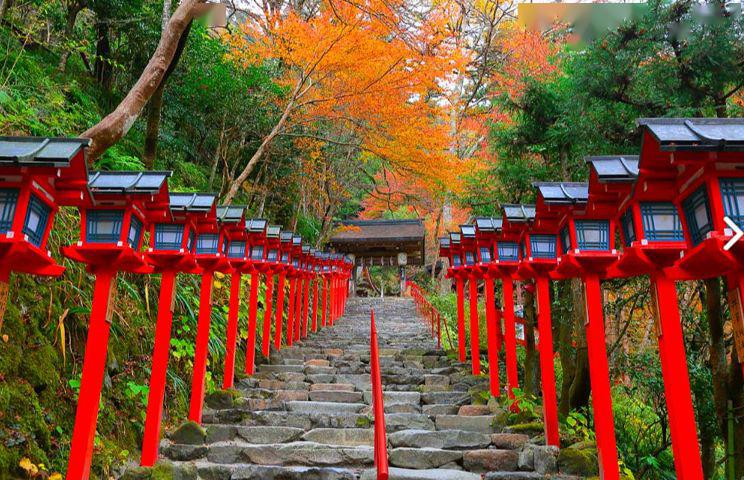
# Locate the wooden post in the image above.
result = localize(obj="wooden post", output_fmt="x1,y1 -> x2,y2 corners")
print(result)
66,270 -> 116,480
188,272 -> 214,424
484,274 -> 500,397
468,274 -> 481,375
652,271 -> 703,480
287,276 -> 296,346
261,273 -> 274,357
456,276 -> 466,362
312,279 -> 319,332
223,272 -> 241,388
502,276 -> 519,401
274,273 -> 285,350
583,273 -> 620,480
244,271 -> 260,375
141,271 -> 177,466
535,276 -> 560,447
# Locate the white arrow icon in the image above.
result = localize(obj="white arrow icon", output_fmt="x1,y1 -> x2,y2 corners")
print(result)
723,216 -> 743,251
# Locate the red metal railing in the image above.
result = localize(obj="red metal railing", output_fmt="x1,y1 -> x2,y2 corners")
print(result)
409,282 -> 448,349
370,310 -> 389,480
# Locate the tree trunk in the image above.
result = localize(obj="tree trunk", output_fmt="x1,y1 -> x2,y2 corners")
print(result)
523,284 -> 540,397
58,0 -> 86,72
0,0 -> 13,21
81,0 -> 212,160
94,20 -> 112,92
568,278 -> 591,410
223,78 -> 304,204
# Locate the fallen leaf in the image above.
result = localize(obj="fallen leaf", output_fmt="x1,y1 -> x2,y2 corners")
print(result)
1,334 -> 7,343
19,457 -> 38,476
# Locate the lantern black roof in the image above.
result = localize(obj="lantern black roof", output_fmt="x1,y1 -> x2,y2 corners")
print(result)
534,182 -> 589,205
638,118 -> 744,151
169,193 -> 216,212
586,155 -> 639,182
216,205 -> 245,223
449,232 -> 462,244
302,245 -> 311,254
502,204 -> 536,222
474,217 -> 503,232
88,171 -> 171,194
280,231 -> 293,242
0,137 -> 90,167
266,225 -> 281,238
460,224 -> 476,238
246,218 -> 268,233
292,235 -> 302,246
439,237 -> 451,248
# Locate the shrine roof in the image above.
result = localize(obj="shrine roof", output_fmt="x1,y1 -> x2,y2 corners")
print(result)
0,137 -> 90,167
474,217 -> 503,232
169,193 -> 216,212
216,205 -> 245,223
329,219 -> 424,243
586,156 -> 639,181
88,171 -> 171,194
502,204 -> 536,222
533,182 -> 589,204
638,118 -> 744,150
246,218 -> 268,233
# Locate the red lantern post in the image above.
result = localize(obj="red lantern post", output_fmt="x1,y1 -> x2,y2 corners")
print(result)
445,231 -> 468,363
141,192 -> 225,467
534,181 -> 620,480
502,203 -> 560,447
62,171 -> 171,479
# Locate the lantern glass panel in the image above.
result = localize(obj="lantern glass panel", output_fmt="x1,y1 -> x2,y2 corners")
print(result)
479,246 -> 491,263
640,202 -> 683,241
519,240 -> 526,259
154,224 -> 184,250
221,236 -> 228,255
127,215 -> 143,249
530,234 -> 557,259
86,209 -> 123,244
196,234 -> 219,254
575,220 -> 609,250
251,245 -> 265,261
560,225 -> 571,254
720,178 -> 744,229
293,259 -> 299,268
266,248 -> 278,261
187,228 -> 195,252
452,254 -> 462,266
228,241 -> 246,258
465,251 -> 475,265
682,186 -> 713,246
281,252 -> 290,263
620,209 -> 635,246
23,194 -> 50,248
498,242 -> 519,261
0,189 -> 18,233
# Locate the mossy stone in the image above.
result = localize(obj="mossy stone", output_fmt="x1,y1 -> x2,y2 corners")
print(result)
20,344 -> 60,390
506,421 -> 544,436
356,416 -> 372,428
168,421 -> 206,445
121,466 -> 153,480
557,443 -> 599,476
0,342 -> 23,377
204,390 -> 235,409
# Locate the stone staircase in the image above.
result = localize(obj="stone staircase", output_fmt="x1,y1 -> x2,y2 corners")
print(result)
154,297 -> 573,479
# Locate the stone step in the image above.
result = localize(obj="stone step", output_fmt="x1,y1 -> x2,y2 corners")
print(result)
205,441 -> 374,467
301,428 -> 373,446
195,462 -> 358,480
363,390 -> 421,405
286,401 -> 366,414
389,447 -> 463,469
360,467 -> 481,480
387,429 -> 491,449
310,383 -> 356,392
309,390 -> 365,403
435,415 -> 500,434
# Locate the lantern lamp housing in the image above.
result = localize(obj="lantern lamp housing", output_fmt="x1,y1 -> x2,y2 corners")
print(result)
0,137 -> 91,277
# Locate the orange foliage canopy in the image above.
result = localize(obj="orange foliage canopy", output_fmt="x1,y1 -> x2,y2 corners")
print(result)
222,0 -> 463,188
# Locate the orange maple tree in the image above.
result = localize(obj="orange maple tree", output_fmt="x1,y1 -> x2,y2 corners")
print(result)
221,0 -> 463,202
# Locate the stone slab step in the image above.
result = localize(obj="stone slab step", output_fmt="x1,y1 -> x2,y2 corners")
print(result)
309,390 -> 365,403
286,401 -> 366,414
301,428 -> 373,446
310,383 -> 356,392
389,447 -> 463,469
387,429 -> 491,449
361,467 -> 481,480
363,390 -> 420,405
435,415 -> 499,434
206,441 -> 374,467
195,462 -> 358,480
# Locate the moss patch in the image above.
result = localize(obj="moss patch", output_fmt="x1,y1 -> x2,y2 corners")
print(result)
558,442 -> 599,476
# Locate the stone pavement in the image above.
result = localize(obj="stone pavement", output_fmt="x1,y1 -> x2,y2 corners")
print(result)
151,297 -> 578,479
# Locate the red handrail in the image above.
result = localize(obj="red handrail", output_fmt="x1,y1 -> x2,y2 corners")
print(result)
370,310 -> 389,480
408,282 -> 444,349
